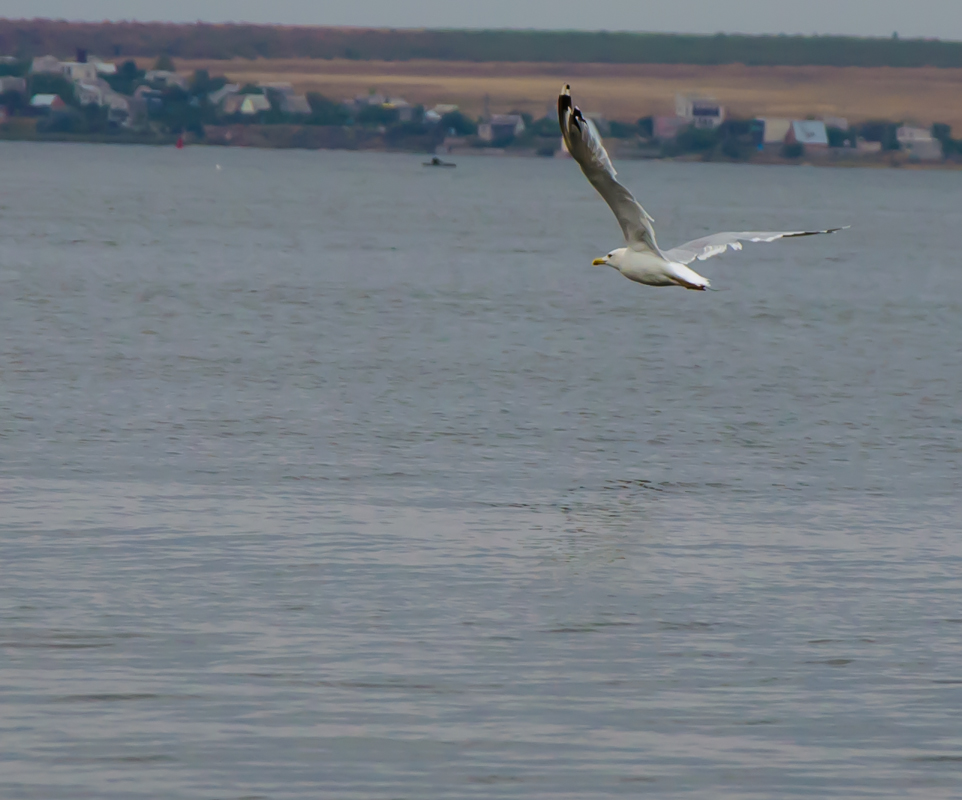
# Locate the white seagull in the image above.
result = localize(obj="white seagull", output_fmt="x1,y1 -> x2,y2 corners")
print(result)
558,85 -> 846,290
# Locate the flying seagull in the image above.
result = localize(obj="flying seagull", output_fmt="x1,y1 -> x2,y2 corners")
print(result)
558,85 -> 846,290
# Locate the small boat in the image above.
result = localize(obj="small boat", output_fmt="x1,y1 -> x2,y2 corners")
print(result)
423,156 -> 455,168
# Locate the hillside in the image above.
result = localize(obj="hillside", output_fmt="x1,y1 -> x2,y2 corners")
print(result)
3,19 -> 962,68
156,58 -> 962,131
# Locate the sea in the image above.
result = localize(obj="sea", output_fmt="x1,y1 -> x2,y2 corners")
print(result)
1,141 -> 960,799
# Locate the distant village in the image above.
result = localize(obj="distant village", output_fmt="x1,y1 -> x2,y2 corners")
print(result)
0,50 -> 957,164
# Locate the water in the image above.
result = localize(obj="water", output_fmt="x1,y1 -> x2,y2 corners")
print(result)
1,141 -> 961,798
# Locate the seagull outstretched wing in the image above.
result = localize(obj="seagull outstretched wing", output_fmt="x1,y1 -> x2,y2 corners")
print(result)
664,228 -> 849,265
558,85 -> 659,253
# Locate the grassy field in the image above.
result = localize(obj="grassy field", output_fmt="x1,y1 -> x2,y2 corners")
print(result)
167,58 -> 962,130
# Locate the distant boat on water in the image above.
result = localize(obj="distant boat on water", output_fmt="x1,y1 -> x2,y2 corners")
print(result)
423,156 -> 455,168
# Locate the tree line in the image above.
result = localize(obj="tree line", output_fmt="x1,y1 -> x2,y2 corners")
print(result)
3,20 -> 962,68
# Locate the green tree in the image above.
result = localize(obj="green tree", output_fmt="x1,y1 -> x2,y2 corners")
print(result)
29,73 -> 77,105
80,103 -> 110,133
306,92 -> 350,125
608,120 -> 638,138
356,104 -> 399,126
782,142 -> 804,159
105,60 -> 145,95
931,123 -> 956,156
0,59 -> 27,77
529,116 -> 559,137
439,110 -> 476,136
0,89 -> 25,113
675,124 -> 720,153
153,86 -> 208,133
189,69 -> 225,96
826,126 -> 855,148
856,120 -> 900,150
37,109 -> 81,133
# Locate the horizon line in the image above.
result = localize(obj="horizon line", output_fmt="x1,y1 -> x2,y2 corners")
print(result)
1,18 -> 959,44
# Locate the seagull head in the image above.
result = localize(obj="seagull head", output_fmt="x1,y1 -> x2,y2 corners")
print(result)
592,248 -> 625,268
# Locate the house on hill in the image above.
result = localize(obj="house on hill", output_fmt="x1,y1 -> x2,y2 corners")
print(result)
0,76 -> 27,95
676,94 -> 725,129
144,70 -> 188,89
75,82 -> 107,106
30,55 -> 62,74
239,95 -> 271,115
29,93 -> 66,112
209,84 -> 239,107
61,61 -> 99,83
786,120 -> 829,148
478,114 -> 525,142
221,94 -> 246,115
758,118 -> 792,145
424,104 -> 458,124
897,126 -> 942,160
92,58 -> 118,76
280,94 -> 312,115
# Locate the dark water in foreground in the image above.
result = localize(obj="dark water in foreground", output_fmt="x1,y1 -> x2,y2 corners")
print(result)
1,142 -> 960,798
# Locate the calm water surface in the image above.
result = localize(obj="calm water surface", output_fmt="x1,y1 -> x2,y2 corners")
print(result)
1,141 -> 961,798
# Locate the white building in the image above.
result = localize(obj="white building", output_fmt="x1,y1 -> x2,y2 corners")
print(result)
30,55 -> 62,74
61,61 -> 99,83
384,97 -> 414,122
239,94 -> 271,115
209,84 -> 239,106
897,126 -> 943,160
0,76 -> 27,95
676,94 -> 725,129
222,94 -> 246,115
787,120 -> 829,148
29,93 -> 66,110
758,118 -> 792,144
105,93 -> 131,124
75,82 -> 106,106
144,70 -> 188,89
87,57 -> 118,76
280,94 -> 312,115
478,114 -> 525,142
424,104 -> 459,124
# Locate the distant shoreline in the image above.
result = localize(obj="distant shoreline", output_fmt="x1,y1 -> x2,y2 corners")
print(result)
2,127 -> 960,170
125,57 -> 962,132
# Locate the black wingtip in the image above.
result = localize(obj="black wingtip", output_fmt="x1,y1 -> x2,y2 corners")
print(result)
785,226 -> 849,239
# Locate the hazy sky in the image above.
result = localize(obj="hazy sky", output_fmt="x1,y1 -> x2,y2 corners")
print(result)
5,0 -> 962,41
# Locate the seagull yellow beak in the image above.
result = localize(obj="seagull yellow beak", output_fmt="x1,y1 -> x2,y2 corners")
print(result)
592,257 -> 607,266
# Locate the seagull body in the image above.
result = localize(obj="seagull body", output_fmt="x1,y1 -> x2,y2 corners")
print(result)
558,85 -> 846,290
600,247 -> 711,289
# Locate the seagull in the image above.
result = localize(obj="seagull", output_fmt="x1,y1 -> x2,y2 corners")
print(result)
558,85 -> 846,290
